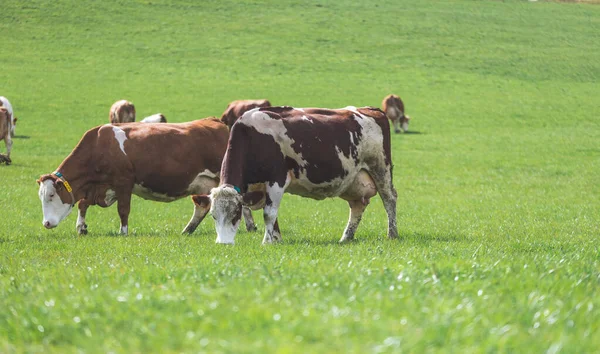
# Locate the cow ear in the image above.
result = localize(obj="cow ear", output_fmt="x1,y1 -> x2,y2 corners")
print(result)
192,195 -> 211,208
36,177 -> 42,185
242,191 -> 264,206
13,116 -> 17,125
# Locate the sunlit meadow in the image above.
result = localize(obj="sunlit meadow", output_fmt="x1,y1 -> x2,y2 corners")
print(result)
1,0 -> 599,352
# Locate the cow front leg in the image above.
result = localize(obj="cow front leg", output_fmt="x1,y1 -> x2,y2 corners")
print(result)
392,118 -> 402,134
182,195 -> 210,234
76,200 -> 91,235
243,206 -> 257,232
262,182 -> 287,244
116,192 -> 132,235
340,199 -> 369,242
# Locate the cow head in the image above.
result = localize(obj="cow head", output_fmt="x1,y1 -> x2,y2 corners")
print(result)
208,185 -> 264,244
400,115 -> 411,133
37,175 -> 74,229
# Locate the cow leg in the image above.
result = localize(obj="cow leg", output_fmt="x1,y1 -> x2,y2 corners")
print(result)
392,118 -> 402,134
371,168 -> 399,240
182,195 -> 210,234
243,206 -> 257,232
340,199 -> 369,242
2,134 -> 12,164
116,191 -> 132,235
76,200 -> 91,235
262,181 -> 287,244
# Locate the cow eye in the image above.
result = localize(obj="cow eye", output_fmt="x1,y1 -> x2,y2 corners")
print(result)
50,193 -> 55,198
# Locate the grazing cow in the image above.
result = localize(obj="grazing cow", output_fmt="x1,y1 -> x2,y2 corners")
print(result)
37,118 -> 256,235
0,107 -> 12,165
109,100 -> 136,124
382,94 -> 410,133
140,113 -> 167,123
196,106 -> 399,244
0,96 -> 17,138
220,99 -> 271,128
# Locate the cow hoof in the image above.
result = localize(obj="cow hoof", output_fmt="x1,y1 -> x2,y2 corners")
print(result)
246,224 -> 258,232
181,224 -> 198,235
339,236 -> 354,243
77,224 -> 88,235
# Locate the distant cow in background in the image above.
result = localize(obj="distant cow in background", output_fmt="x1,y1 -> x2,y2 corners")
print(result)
0,107 -> 13,165
109,100 -> 136,124
140,113 -> 167,123
382,94 -> 410,133
0,96 -> 17,138
220,99 -> 271,128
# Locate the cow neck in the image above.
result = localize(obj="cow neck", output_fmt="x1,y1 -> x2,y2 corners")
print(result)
220,143 -> 246,194
54,163 -> 89,204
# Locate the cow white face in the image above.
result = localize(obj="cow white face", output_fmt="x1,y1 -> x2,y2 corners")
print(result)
38,179 -> 73,229
209,186 -> 243,244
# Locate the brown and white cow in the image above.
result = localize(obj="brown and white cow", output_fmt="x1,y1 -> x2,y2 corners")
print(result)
196,106 -> 399,244
382,94 -> 410,133
140,113 -> 167,123
37,118 -> 256,235
0,96 -> 17,138
0,107 -> 13,165
109,100 -> 136,124
220,99 -> 271,129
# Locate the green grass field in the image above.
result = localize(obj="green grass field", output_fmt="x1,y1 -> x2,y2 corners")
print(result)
1,0 -> 599,352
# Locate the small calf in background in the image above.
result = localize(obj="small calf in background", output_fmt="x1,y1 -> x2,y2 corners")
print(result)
220,99 -> 271,129
140,113 -> 167,123
109,100 -> 136,124
0,96 -> 17,138
0,107 -> 13,164
382,94 -> 410,133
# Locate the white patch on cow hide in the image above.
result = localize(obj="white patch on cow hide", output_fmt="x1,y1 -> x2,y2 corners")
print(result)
187,169 -> 219,195
104,189 -> 117,206
301,115 -> 313,123
140,114 -> 165,123
112,126 -> 128,155
239,110 -> 307,168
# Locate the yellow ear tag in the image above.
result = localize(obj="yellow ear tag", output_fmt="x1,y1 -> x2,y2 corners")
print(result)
63,180 -> 73,193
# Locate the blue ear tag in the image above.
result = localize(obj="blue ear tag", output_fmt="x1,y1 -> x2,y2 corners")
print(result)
233,186 -> 241,194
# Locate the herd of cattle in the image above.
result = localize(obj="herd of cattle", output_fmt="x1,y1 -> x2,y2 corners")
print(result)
1,94 -> 411,244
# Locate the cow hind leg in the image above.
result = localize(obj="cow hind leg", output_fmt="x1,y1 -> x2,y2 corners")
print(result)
116,191 -> 132,235
243,206 -> 257,232
371,168 -> 399,240
182,195 -> 211,234
340,200 -> 369,243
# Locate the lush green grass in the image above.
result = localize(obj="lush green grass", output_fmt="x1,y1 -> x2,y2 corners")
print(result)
1,0 -> 599,352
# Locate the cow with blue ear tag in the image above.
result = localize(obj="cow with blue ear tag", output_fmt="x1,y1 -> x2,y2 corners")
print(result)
201,105 -> 398,245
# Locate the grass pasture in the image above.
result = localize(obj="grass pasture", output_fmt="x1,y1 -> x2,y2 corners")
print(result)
1,0 -> 600,352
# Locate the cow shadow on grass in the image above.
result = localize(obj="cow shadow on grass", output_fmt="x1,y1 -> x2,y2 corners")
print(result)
401,130 -> 423,135
13,135 -> 30,139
